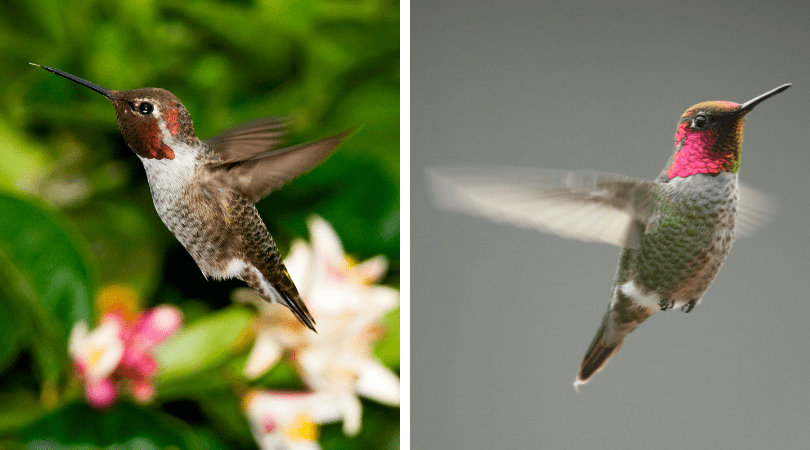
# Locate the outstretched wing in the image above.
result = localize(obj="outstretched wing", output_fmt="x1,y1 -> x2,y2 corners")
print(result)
736,182 -> 777,239
206,117 -> 293,161
427,165 -> 660,249
204,129 -> 352,203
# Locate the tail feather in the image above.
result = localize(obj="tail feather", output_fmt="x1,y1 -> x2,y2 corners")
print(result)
241,265 -> 317,332
278,291 -> 317,332
574,296 -> 656,389
575,315 -> 624,389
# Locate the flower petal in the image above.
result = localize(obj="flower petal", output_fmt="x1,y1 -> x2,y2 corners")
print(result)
246,390 -> 343,425
257,434 -> 285,450
355,359 -> 400,406
71,319 -> 125,382
308,216 -> 344,260
284,240 -> 314,292
67,321 -> 90,360
85,378 -> 117,409
286,441 -> 321,450
355,255 -> 389,283
132,305 -> 183,349
120,353 -> 157,379
244,330 -> 284,379
338,392 -> 363,436
306,392 -> 344,424
368,286 -> 400,312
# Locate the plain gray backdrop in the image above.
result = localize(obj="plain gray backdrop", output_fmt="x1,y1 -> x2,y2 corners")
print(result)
411,1 -> 810,448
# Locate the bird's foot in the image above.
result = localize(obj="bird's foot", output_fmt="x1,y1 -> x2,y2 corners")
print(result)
681,300 -> 697,313
660,299 -> 675,311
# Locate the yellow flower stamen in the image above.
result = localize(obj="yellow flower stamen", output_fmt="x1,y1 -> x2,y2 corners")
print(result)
344,256 -> 359,268
285,413 -> 318,441
87,347 -> 104,367
340,256 -> 375,286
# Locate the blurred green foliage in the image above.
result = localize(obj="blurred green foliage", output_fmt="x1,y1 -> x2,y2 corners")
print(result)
0,0 -> 399,448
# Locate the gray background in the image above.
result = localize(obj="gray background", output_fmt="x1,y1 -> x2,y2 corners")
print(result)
411,1 -> 810,448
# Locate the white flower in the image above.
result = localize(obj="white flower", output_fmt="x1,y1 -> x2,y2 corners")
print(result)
239,216 -> 400,435
244,390 -> 343,450
296,314 -> 400,435
68,318 -> 124,383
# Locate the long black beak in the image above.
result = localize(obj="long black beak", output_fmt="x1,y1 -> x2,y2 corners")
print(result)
739,83 -> 791,114
30,63 -> 113,99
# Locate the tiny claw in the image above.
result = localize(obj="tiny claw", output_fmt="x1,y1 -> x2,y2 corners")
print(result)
681,301 -> 696,313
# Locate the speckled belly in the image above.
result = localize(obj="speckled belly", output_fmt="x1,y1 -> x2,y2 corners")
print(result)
627,173 -> 738,310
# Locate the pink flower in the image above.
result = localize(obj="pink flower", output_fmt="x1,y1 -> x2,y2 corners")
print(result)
68,286 -> 182,408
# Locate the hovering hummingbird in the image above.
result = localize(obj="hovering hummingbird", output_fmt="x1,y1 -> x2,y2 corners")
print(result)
428,84 -> 790,387
33,63 -> 353,331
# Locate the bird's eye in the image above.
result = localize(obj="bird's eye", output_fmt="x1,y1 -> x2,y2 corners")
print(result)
138,102 -> 154,115
692,115 -> 711,130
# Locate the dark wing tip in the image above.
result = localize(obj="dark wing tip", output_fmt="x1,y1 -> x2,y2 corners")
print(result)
323,126 -> 360,146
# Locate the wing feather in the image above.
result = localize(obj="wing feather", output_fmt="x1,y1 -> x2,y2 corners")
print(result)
206,117 -> 293,161
204,130 -> 352,203
736,182 -> 777,239
427,165 -> 660,249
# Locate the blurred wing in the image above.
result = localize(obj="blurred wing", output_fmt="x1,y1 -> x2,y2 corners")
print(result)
206,117 -> 293,161
205,130 -> 352,202
426,165 -> 660,249
736,182 -> 777,239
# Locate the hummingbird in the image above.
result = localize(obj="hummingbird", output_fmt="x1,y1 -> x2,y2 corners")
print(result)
33,63 -> 353,331
428,84 -> 790,387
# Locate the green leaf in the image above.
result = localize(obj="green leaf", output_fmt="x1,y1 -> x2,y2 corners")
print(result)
20,402 -> 202,449
0,120 -> 49,193
0,192 -> 95,330
190,428 -> 235,450
153,306 -> 254,384
0,387 -> 44,434
375,307 -> 400,370
152,364 -> 254,444
191,387 -> 255,444
0,192 -> 95,384
0,295 -> 22,371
